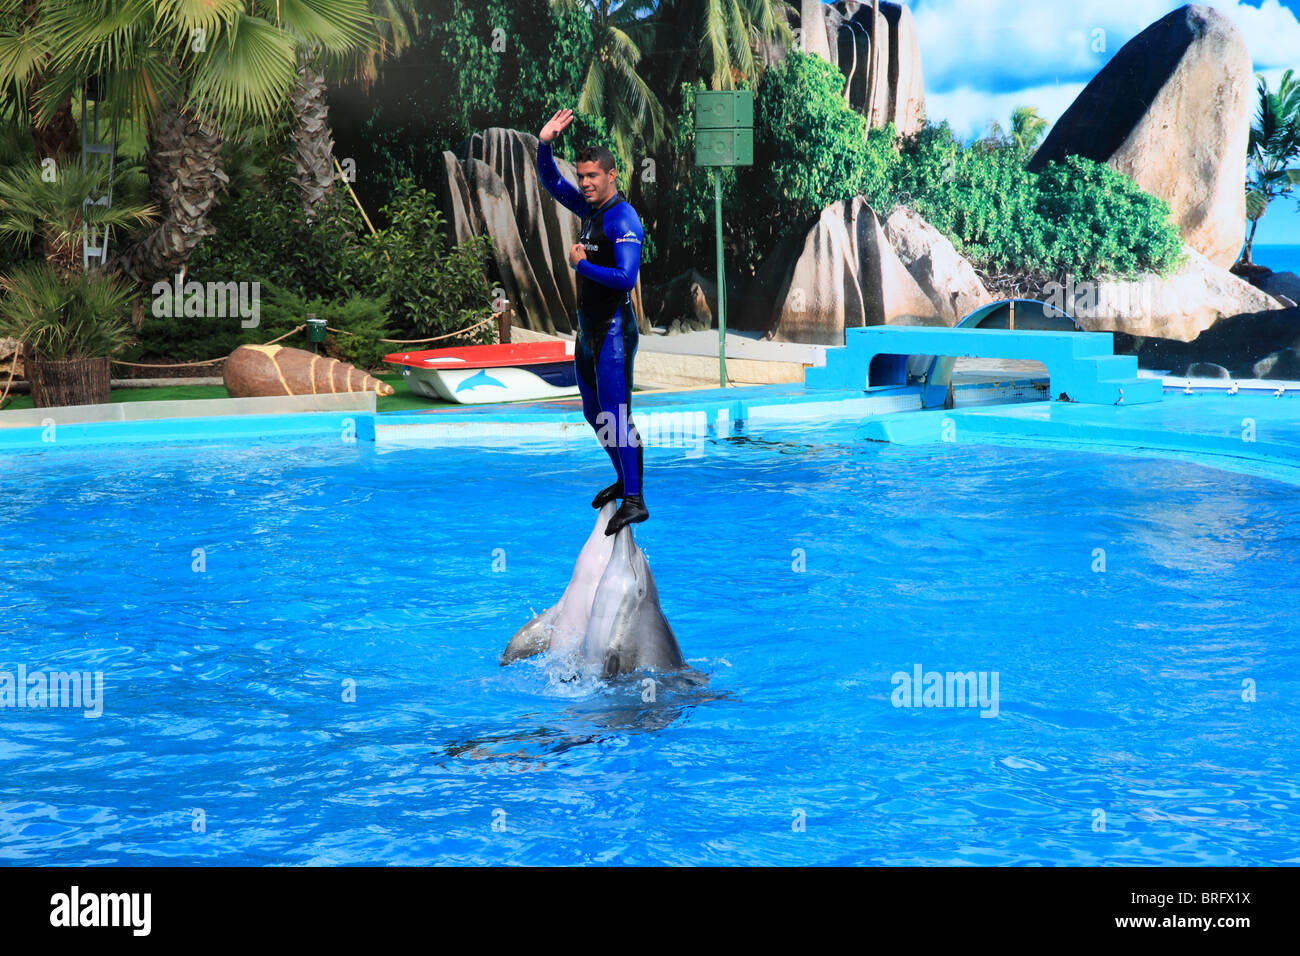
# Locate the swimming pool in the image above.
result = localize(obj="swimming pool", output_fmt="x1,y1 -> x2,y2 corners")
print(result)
1,419 -> 1297,865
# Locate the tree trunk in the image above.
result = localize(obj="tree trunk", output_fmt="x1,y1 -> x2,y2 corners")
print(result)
112,102 -> 228,286
1241,218 -> 1259,265
290,52 -> 337,217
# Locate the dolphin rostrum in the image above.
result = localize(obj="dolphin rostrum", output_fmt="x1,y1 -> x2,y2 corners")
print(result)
581,525 -> 686,678
501,503 -> 617,664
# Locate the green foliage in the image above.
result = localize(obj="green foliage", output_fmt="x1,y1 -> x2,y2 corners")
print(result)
0,261 -> 135,360
889,123 -> 1183,279
186,157 -> 366,302
1035,156 -> 1185,277
660,55 -> 899,278
342,0 -> 601,203
349,179 -> 495,340
1245,69 -> 1300,259
745,51 -> 873,226
256,286 -> 395,370
662,82 -> 738,269
139,164 -> 494,361
0,157 -> 157,269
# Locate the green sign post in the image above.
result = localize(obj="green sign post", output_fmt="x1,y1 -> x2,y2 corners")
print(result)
694,90 -> 753,388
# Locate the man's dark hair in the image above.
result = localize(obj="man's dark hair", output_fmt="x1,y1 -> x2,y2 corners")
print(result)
575,145 -> 617,173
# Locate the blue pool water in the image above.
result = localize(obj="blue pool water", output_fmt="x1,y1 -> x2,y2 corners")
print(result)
1,421 -> 1298,865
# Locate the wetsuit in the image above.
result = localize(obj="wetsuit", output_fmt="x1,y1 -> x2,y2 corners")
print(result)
537,140 -> 645,504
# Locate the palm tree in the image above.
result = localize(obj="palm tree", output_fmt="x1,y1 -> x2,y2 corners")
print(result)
1243,69 -> 1300,265
1010,105 -> 1048,152
0,159 -> 156,272
0,0 -> 378,283
550,0 -> 665,172
645,0 -> 792,99
289,0 -> 420,216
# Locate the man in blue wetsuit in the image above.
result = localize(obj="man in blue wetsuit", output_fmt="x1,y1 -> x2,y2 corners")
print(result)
537,108 -> 648,536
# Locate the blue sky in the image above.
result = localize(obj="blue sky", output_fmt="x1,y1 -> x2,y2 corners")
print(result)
905,0 -> 1300,244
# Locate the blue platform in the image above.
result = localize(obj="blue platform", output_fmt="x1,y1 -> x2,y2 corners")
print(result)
805,326 -> 1162,406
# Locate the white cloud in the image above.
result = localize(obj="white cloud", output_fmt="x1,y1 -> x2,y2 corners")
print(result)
923,82 -> 1087,141
909,0 -> 1300,140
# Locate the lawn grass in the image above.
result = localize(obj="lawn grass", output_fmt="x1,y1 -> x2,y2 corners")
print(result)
0,373 -> 451,413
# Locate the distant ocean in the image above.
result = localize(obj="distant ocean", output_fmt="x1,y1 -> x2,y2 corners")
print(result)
1254,244 -> 1300,276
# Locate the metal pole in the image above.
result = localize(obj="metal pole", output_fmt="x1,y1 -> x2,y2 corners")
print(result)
715,169 -> 727,387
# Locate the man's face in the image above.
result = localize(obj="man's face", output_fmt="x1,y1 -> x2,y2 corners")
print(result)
575,160 -> 617,206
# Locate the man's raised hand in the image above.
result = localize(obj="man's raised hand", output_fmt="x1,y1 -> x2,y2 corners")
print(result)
540,108 -> 575,145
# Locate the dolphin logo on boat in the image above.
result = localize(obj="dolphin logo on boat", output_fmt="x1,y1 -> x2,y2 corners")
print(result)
455,369 -> 507,393
502,504 -> 685,677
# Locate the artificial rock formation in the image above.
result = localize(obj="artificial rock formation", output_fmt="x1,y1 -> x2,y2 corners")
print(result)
747,197 -> 942,344
1049,245 -> 1284,342
223,345 -> 393,399
1029,5 -> 1252,269
794,1 -> 926,136
1257,271 -> 1300,308
648,269 -> 722,334
437,127 -> 646,336
882,205 -> 992,323
1115,305 -> 1300,379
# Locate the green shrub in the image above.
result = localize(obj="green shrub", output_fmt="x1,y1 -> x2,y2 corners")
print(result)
136,167 -> 494,360
0,262 -> 134,360
1034,156 -> 1185,277
889,123 -> 1184,279
254,286 -> 394,370
185,161 -> 369,303
664,56 -> 900,279
350,179 -> 495,341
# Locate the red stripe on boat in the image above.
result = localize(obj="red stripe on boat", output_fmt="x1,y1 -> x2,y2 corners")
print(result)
383,341 -> 573,370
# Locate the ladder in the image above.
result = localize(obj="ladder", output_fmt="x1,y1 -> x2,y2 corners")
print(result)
79,83 -> 117,271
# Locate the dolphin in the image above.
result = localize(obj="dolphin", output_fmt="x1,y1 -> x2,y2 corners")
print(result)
501,503 -> 617,664
581,525 -> 686,679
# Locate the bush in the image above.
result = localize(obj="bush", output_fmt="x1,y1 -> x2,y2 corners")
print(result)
663,55 -> 900,279
185,161 -> 368,303
1034,156 -> 1185,277
349,179 -> 495,341
0,262 -> 134,360
255,286 -> 394,371
736,52 -> 894,270
889,123 -> 1184,280
135,166 -> 495,360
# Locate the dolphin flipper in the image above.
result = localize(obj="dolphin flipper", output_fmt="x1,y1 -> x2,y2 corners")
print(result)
501,604 -> 560,664
501,503 -> 618,665
584,527 -> 686,678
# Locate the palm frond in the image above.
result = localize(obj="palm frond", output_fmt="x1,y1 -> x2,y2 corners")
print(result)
186,13 -> 297,134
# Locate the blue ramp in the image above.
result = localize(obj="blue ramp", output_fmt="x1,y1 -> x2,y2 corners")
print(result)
804,326 -> 1161,406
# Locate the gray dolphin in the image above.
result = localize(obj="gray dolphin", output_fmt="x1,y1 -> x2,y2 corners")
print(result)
581,525 -> 686,678
501,503 -> 617,664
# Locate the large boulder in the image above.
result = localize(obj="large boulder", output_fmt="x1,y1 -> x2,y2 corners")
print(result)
1114,305 -> 1300,379
1029,5 -> 1252,269
647,269 -> 740,334
744,197 -> 942,344
882,205 -> 992,323
794,1 -> 926,136
1042,245 -> 1284,341
1257,271 -> 1300,308
436,127 -> 646,336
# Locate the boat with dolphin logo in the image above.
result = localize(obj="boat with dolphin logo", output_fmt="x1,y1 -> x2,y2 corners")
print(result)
383,341 -> 580,404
